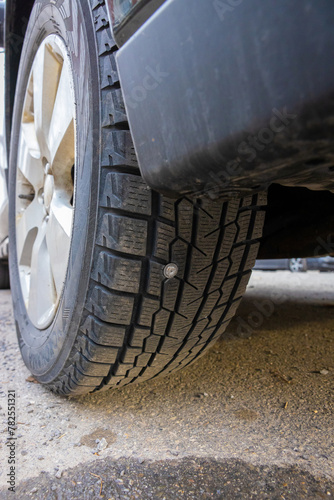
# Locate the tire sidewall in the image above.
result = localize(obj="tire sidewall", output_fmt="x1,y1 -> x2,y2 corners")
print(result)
8,0 -> 100,382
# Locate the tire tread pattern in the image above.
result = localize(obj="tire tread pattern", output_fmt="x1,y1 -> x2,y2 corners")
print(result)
49,1 -> 267,395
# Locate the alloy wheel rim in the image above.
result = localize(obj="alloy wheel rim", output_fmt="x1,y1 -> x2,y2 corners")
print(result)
290,258 -> 303,272
15,35 -> 76,330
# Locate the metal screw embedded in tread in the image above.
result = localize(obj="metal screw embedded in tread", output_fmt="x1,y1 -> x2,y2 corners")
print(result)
164,263 -> 178,279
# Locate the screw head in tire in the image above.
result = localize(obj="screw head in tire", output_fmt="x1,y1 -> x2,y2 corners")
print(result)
164,263 -> 178,279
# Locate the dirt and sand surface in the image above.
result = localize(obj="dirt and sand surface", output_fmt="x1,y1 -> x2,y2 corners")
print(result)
0,271 -> 333,498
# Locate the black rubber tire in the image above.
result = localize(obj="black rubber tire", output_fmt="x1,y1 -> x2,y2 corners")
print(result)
9,0 -> 267,396
0,261 -> 10,289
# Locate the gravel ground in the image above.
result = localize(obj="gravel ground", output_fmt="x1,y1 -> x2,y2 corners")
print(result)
2,456 -> 334,500
0,270 -> 333,497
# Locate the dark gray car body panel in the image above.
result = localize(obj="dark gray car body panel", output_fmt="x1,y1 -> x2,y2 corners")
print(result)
117,0 -> 334,198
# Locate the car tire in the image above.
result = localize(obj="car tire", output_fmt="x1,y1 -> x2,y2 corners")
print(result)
8,0 -> 267,395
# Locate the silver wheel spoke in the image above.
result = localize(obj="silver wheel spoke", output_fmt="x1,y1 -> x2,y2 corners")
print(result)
17,129 -> 44,191
28,222 -> 57,328
48,58 -> 75,165
16,199 -> 46,265
46,198 -> 73,296
33,40 -> 62,158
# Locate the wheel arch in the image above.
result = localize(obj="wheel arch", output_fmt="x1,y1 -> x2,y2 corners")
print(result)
4,0 -> 35,158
